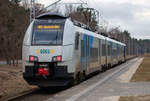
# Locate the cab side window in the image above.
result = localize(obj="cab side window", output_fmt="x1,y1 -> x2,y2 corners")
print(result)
75,33 -> 79,50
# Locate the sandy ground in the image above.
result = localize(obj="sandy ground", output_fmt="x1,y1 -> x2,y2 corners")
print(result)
101,96 -> 120,101
0,64 -> 36,100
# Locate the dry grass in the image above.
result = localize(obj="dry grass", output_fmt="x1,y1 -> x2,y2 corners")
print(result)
119,56 -> 150,101
120,96 -> 150,101
131,56 -> 150,82
0,64 -> 37,100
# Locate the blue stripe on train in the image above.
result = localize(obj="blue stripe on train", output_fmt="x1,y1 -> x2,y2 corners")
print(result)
88,36 -> 94,58
80,35 -> 87,65
83,35 -> 87,59
80,35 -> 94,68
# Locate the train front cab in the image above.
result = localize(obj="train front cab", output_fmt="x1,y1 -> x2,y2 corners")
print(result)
22,14 -> 75,87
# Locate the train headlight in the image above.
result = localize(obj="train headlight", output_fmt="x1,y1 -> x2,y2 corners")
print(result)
52,56 -> 62,62
29,56 -> 38,62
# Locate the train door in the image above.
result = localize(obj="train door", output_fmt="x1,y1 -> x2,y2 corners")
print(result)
124,46 -> 126,61
101,39 -> 106,66
105,39 -> 108,66
80,35 -> 88,73
86,36 -> 89,73
110,42 -> 113,65
117,44 -> 119,62
99,39 -> 101,66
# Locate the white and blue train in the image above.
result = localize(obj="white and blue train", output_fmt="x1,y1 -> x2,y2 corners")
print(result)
22,13 -> 126,87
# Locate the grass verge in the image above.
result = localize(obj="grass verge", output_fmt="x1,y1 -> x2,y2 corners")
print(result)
119,56 -> 150,101
119,96 -> 150,101
131,56 -> 150,82
0,64 -> 37,100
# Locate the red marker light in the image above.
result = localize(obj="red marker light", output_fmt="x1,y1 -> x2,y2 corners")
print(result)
38,68 -> 44,75
29,56 -> 35,61
38,68 -> 49,76
52,56 -> 62,62
29,56 -> 38,62
56,56 -> 61,62
43,68 -> 49,76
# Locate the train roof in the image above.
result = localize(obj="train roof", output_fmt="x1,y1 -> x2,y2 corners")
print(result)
36,13 -> 67,19
106,37 -> 126,46
75,26 -> 126,46
74,26 -> 105,40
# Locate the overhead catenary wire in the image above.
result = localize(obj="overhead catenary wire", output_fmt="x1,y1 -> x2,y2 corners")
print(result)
38,0 -> 62,14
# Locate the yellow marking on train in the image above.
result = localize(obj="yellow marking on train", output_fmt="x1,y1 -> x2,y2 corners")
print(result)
37,25 -> 60,29
53,25 -> 60,29
37,25 -> 43,29
50,49 -> 54,54
36,49 -> 40,54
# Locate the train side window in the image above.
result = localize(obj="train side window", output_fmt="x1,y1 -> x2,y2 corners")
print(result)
108,44 -> 110,56
99,39 -> 101,56
75,33 -> 79,50
81,40 -> 84,57
102,41 -> 106,56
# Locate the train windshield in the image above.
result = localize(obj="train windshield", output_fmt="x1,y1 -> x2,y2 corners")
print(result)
32,20 -> 65,45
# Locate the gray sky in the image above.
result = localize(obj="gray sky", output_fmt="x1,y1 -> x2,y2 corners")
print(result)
38,0 -> 150,39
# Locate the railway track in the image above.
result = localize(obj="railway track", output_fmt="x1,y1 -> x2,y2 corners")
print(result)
3,86 -> 70,101
0,88 -> 38,101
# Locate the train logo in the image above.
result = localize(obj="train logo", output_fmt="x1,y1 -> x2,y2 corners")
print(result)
36,49 -> 54,54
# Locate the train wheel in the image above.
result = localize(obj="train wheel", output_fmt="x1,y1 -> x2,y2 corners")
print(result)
80,72 -> 86,81
73,72 -> 81,85
82,71 -> 86,81
102,66 -> 106,72
108,64 -> 111,69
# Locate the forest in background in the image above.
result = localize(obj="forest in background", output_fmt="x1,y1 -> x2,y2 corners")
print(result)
0,0 -> 29,64
0,0 -> 149,65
